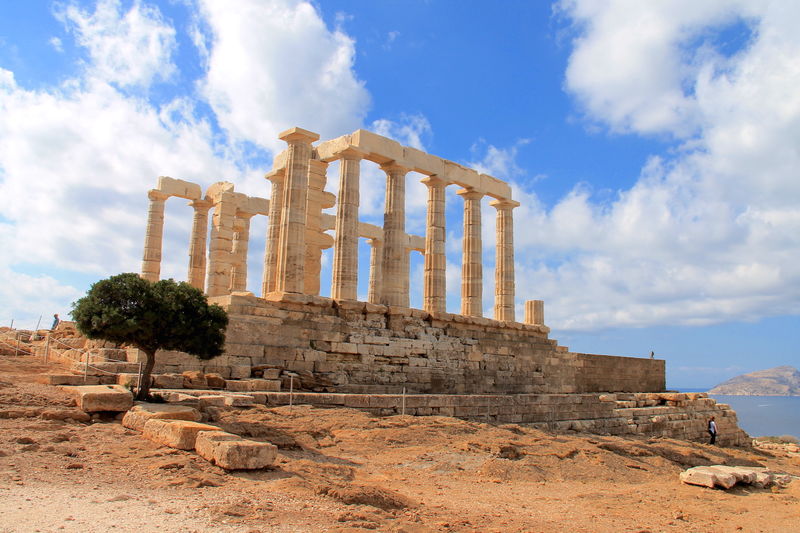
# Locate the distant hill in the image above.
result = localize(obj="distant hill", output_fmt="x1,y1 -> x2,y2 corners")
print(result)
708,366 -> 800,396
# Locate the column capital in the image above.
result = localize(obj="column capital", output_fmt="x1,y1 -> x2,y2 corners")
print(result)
147,189 -> 170,202
335,146 -> 368,161
379,161 -> 412,175
264,168 -> 285,182
420,175 -> 447,188
367,237 -> 383,246
278,127 -> 319,144
308,159 -> 329,171
188,198 -> 212,209
456,188 -> 484,200
489,197 -> 520,209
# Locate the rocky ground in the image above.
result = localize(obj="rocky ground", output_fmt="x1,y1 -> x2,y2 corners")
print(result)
1,353 -> 798,533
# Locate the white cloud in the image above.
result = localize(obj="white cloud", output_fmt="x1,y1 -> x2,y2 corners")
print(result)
510,1 -> 800,330
197,0 -> 370,151
58,0 -> 177,88
49,37 -> 64,53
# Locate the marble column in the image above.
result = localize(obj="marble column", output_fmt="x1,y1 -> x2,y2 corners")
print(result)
490,198 -> 519,321
206,191 -> 237,297
275,127 -> 319,294
230,212 -> 253,292
331,147 -> 365,301
141,189 -> 169,282
304,159 -> 333,296
380,162 -> 410,307
421,176 -> 446,314
457,188 -> 483,317
187,198 -> 212,290
367,238 -> 383,304
261,169 -> 284,297
524,300 -> 544,326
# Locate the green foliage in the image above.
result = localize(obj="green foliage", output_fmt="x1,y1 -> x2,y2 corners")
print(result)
71,273 -> 228,360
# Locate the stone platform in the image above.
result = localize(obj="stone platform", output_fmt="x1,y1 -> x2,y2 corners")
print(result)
140,292 -> 665,396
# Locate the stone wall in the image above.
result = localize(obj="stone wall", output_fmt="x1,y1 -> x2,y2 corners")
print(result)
145,292 -> 665,395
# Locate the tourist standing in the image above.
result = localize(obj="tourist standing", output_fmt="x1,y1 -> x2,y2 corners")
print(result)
708,416 -> 717,445
51,313 -> 60,330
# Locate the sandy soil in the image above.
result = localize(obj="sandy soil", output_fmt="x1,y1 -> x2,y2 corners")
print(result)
0,353 -> 798,533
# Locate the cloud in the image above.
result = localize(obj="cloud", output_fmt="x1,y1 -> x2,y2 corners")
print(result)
57,0 -> 177,88
509,1 -> 800,330
196,0 -> 370,151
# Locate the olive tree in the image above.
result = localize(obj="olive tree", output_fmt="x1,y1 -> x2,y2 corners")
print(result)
71,273 -> 228,400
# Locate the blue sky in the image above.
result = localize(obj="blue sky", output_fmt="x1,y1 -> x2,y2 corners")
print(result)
1,1 -> 798,388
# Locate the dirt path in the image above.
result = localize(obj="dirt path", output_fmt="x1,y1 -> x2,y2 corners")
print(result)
1,353 -> 798,532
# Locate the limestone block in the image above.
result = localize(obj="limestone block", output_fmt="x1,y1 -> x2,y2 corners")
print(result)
166,392 -> 201,406
37,374 -> 96,386
143,419 -> 223,450
198,395 -> 228,409
195,431 -> 277,470
205,373 -> 226,389
230,366 -> 252,380
122,402 -> 202,432
117,373 -> 153,388
224,394 -> 255,407
153,373 -> 184,389
225,380 -> 251,392
182,371 -> 207,389
680,466 -> 737,489
64,385 -> 133,413
247,379 -> 281,392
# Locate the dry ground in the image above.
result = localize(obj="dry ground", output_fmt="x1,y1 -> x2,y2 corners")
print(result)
1,353 -> 798,533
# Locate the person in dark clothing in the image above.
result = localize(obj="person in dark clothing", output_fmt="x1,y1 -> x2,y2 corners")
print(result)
708,416 -> 718,445
51,314 -> 60,330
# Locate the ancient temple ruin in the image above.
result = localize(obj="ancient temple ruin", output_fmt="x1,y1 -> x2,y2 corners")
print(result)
139,127 -> 664,396
141,127 -> 526,323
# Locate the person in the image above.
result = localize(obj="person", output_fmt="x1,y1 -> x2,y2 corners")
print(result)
708,416 -> 717,445
650,351 -> 655,359
51,313 -> 60,330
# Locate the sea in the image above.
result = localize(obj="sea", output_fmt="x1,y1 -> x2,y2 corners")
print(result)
681,389 -> 800,439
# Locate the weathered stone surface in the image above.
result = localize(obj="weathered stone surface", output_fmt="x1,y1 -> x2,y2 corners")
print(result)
182,370 -> 207,389
153,373 -> 184,389
198,395 -> 228,409
195,431 -> 277,470
122,402 -> 202,432
224,394 -> 254,407
142,419 -> 222,450
64,385 -> 133,413
680,466 -> 779,490
205,373 -> 226,389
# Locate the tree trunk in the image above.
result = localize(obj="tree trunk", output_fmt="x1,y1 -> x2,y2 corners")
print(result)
136,348 -> 157,401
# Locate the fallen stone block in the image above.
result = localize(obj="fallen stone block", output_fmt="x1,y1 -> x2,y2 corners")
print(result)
117,373 -> 154,388
229,365 -> 252,380
224,394 -> 255,407
166,392 -> 201,407
122,402 -> 202,432
195,431 -> 277,470
143,419 -> 223,450
247,379 -> 281,392
680,466 -> 743,489
63,385 -> 133,413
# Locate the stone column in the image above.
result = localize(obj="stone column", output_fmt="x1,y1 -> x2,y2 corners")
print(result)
331,147 -> 365,301
141,189 -> 169,281
275,127 -> 318,294
230,212 -> 253,292
187,198 -> 212,290
367,238 -> 383,304
491,198 -> 519,321
524,300 -> 544,326
380,162 -> 410,307
261,169 -> 284,296
458,188 -> 483,317
206,191 -> 237,297
421,176 -> 446,314
304,159 -> 334,296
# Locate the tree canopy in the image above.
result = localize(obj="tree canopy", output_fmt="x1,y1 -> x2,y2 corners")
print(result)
71,273 -> 228,399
